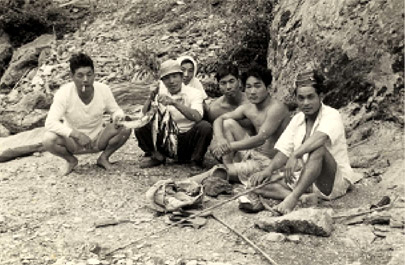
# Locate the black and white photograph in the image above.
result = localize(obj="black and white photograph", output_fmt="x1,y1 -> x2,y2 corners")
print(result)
0,0 -> 404,264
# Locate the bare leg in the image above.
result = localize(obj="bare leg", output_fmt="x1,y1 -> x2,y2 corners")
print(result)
221,119 -> 249,165
42,132 -> 79,176
274,146 -> 337,215
254,181 -> 292,199
96,124 -> 131,169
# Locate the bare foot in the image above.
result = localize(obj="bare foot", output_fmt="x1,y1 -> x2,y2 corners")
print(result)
62,157 -> 78,176
96,154 -> 113,170
273,194 -> 299,215
300,193 -> 318,206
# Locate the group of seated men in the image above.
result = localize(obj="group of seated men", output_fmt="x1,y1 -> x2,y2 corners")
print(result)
43,52 -> 356,215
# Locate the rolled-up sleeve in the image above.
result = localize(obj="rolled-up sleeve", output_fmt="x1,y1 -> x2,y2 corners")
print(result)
188,89 -> 204,117
316,110 -> 343,145
274,116 -> 296,157
45,89 -> 72,138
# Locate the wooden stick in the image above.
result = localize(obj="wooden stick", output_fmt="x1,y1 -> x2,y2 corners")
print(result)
105,174 -> 284,256
332,195 -> 398,219
211,214 -> 280,265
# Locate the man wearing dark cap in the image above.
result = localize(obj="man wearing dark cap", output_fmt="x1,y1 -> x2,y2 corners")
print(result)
249,70 -> 357,214
135,59 -> 213,168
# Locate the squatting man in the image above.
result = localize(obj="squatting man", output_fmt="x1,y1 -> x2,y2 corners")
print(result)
43,53 -> 131,175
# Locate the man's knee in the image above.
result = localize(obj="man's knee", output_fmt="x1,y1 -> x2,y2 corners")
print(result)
196,120 -> 213,136
118,126 -> 132,139
223,119 -> 239,131
308,145 -> 327,160
42,131 -> 62,149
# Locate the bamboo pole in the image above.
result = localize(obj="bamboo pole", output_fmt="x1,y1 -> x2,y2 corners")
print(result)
211,214 -> 280,265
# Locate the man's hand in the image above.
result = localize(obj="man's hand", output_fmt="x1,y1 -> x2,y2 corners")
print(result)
250,170 -> 271,187
157,95 -> 176,106
284,155 -> 299,184
149,81 -> 159,100
112,113 -> 125,128
210,138 -> 231,159
70,130 -> 91,147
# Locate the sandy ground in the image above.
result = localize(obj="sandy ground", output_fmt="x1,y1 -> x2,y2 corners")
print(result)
0,121 -> 404,265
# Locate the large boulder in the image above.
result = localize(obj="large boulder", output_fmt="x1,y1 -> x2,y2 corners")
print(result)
0,34 -> 55,93
0,127 -> 46,162
267,0 -> 404,128
255,208 -> 334,237
0,29 -> 13,82
0,123 -> 10,137
0,90 -> 52,134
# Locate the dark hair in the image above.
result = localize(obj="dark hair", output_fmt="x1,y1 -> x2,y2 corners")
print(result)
69,53 -> 94,74
241,65 -> 272,87
294,69 -> 325,95
216,63 -> 239,82
180,59 -> 194,66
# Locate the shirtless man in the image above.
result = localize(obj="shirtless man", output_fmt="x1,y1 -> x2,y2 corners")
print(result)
42,53 -> 131,175
249,70 -> 355,215
210,65 -> 290,186
205,63 -> 253,132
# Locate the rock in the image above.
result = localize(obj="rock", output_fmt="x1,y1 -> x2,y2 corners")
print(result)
387,246 -> 405,265
0,123 -> 10,137
261,232 -> 286,242
286,234 -> 301,242
344,225 -> 375,248
350,152 -> 380,168
267,0 -> 404,126
87,258 -> 101,265
11,90 -> 53,112
0,34 -> 55,92
53,258 -> 67,265
0,127 -> 46,162
380,160 -> 405,191
0,107 -> 48,134
0,29 -> 13,80
389,208 -> 405,229
255,208 -> 334,236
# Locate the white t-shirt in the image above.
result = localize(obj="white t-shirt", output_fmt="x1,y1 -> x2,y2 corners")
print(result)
158,84 -> 204,133
45,81 -> 124,140
275,103 -> 355,183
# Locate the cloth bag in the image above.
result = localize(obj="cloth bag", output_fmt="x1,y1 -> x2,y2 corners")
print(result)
145,179 -> 204,213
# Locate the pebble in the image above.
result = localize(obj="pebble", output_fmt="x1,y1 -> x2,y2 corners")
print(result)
286,235 -> 301,243
78,187 -> 87,193
262,232 -> 286,242
87,258 -> 101,265
73,217 -> 83,223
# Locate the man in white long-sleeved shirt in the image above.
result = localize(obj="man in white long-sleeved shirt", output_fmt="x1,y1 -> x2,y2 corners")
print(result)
43,53 -> 131,175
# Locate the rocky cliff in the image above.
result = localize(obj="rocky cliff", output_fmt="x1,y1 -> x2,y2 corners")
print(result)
267,0 -> 404,129
0,0 -> 403,135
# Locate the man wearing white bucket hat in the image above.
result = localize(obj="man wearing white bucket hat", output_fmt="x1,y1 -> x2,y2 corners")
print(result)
135,59 -> 213,168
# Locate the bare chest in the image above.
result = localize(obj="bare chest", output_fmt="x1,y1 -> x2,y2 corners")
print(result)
245,109 -> 267,131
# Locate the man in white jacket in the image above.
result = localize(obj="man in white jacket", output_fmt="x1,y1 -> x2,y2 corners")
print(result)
43,53 -> 131,175
249,70 -> 355,214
